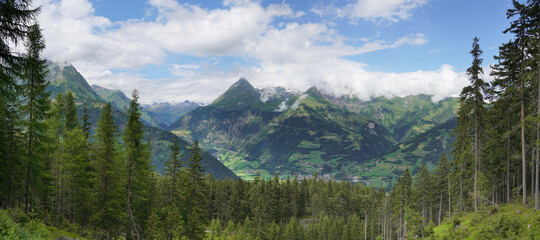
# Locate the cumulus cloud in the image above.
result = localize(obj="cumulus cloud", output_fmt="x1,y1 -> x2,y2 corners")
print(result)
33,0 -> 465,104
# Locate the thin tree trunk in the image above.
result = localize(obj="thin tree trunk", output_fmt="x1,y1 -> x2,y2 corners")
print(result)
364,213 -> 368,240
532,127 -> 536,198
127,157 -> 133,240
536,63 -> 540,210
25,103 -> 34,213
438,192 -> 443,225
448,173 -> 451,217
522,81 -> 527,205
474,115 -> 479,212
507,116 -> 511,203
460,160 -> 464,213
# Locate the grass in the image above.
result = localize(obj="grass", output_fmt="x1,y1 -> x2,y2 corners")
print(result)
428,203 -> 540,240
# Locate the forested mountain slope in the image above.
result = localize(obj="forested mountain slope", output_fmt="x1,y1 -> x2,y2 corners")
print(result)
170,78 -> 457,182
46,62 -> 237,179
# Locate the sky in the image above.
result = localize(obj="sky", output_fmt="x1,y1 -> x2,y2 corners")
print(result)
32,0 -> 515,103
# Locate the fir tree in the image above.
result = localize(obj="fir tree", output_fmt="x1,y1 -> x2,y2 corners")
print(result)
91,103 -> 123,238
459,37 -> 488,212
21,23 -> 49,213
184,141 -> 209,240
123,90 -> 152,240
81,106 -> 91,140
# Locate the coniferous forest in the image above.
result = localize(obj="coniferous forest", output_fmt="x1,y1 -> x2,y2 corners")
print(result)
2,0 -> 540,239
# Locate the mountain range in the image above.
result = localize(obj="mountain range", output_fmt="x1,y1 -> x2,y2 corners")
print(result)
46,61 -> 459,189
168,78 -> 459,188
45,62 -> 237,180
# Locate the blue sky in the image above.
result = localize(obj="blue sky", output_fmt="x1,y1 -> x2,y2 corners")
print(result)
34,0 -> 515,103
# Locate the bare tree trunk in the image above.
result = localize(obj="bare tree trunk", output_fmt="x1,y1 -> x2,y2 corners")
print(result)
364,213 -> 368,240
460,160 -> 464,213
438,192 -> 443,225
522,85 -> 527,205
536,63 -> 540,210
475,115 -> 479,212
448,174 -> 451,217
507,117 -> 512,203
532,127 -> 536,198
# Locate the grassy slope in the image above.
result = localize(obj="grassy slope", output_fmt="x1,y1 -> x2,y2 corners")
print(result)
173,83 -> 396,181
427,204 -> 540,240
361,118 -> 457,190
170,79 -> 460,184
325,94 -> 459,142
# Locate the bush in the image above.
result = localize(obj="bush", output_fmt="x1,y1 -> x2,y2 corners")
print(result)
496,214 -> 522,238
0,210 -> 43,240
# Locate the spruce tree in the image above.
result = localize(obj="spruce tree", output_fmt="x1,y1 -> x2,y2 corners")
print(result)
21,23 -> 49,213
92,103 -> 123,238
123,90 -> 152,240
163,138 -> 185,239
505,1 -> 533,205
65,91 -> 78,131
184,141 -> 208,240
81,106 -> 91,140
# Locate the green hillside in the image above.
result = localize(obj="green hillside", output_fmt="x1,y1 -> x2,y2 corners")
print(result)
324,94 -> 458,141
92,85 -> 166,129
426,204 -> 540,239
170,79 -> 460,182
45,62 -> 237,180
359,118 -> 456,190
235,87 -> 396,180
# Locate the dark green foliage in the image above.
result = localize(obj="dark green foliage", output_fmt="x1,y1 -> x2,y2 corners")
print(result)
21,23 -> 50,213
123,89 -> 152,240
64,91 -> 78,131
91,103 -> 123,238
184,141 -> 209,240
80,107 -> 91,140
169,78 -> 457,185
44,61 -> 236,180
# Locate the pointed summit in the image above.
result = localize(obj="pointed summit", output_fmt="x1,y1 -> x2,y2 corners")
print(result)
210,78 -> 261,108
46,61 -> 103,102
230,78 -> 253,89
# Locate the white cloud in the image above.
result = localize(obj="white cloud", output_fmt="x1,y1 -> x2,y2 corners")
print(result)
340,0 -> 430,23
170,64 -> 200,78
34,0 -> 464,104
35,0 -> 165,70
291,94 -> 308,109
273,101 -> 288,112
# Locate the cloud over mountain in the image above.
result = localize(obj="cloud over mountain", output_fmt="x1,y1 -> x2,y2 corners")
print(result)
33,0 -> 468,103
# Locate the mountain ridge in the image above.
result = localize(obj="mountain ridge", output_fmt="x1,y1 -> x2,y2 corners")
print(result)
45,61 -> 237,180
169,78 -> 458,184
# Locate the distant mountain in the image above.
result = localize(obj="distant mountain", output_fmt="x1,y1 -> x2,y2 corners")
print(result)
46,62 -> 104,102
169,79 -> 398,180
142,101 -> 200,126
92,85 -> 166,129
322,94 -> 459,141
169,78 -> 458,184
167,78 -> 284,166
45,62 -> 237,180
